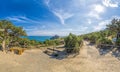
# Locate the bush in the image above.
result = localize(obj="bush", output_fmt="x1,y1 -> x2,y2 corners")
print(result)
116,38 -> 120,46
64,33 -> 82,54
44,38 -> 63,46
96,37 -> 112,45
44,40 -> 54,46
96,37 -> 113,48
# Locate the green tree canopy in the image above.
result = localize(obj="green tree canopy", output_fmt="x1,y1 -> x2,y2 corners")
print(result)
0,20 -> 26,52
107,18 -> 120,33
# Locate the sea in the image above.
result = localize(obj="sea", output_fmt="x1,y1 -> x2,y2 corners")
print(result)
23,36 -> 52,42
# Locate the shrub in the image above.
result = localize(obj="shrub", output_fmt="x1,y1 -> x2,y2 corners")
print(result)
64,33 -> 82,54
116,38 -> 120,46
96,37 -> 112,45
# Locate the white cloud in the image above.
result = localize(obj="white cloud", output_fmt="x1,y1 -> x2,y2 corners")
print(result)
27,30 -> 84,36
102,0 -> 118,7
87,19 -> 92,24
6,16 -> 27,22
88,12 -> 101,19
44,0 -> 74,25
94,4 -> 105,13
88,4 -> 105,19
94,20 -> 110,31
27,30 -> 73,36
52,10 -> 74,25
6,16 -> 41,24
111,16 -> 120,19
26,25 -> 88,36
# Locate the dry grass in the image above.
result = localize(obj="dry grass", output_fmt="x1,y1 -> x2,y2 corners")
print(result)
9,47 -> 26,55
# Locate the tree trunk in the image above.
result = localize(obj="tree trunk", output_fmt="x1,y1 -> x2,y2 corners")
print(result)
2,40 -> 6,53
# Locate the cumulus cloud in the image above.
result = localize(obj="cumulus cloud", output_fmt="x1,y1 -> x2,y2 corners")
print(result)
88,4 -> 105,19
94,4 -> 105,13
102,0 -> 118,7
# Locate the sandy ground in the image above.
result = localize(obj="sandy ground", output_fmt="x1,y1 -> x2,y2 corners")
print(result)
0,41 -> 120,72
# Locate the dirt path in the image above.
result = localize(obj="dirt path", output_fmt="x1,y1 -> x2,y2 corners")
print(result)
42,41 -> 120,72
77,41 -> 120,72
0,41 -> 120,72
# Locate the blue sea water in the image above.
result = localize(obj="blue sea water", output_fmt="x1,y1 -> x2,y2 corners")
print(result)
24,36 -> 52,42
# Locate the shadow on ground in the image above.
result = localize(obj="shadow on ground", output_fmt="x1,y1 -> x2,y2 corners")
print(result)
95,44 -> 120,60
112,47 -> 120,60
97,46 -> 114,56
43,47 -> 79,60
43,48 -> 68,60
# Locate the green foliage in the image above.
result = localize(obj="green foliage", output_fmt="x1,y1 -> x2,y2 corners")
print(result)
18,38 -> 30,48
96,37 -> 112,45
81,29 -> 113,45
44,40 -> 54,46
107,18 -> 120,33
29,40 -> 40,45
44,37 -> 64,46
116,38 -> 120,46
0,20 -> 27,52
73,42 -> 80,53
64,33 -> 82,53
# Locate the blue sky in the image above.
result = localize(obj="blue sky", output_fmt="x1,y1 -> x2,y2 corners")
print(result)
0,0 -> 120,36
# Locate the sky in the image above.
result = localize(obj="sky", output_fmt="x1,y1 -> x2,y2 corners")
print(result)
0,0 -> 120,36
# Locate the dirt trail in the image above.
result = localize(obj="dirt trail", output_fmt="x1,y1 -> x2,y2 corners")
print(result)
44,41 -> 120,72
77,41 -> 120,72
0,41 -> 120,72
